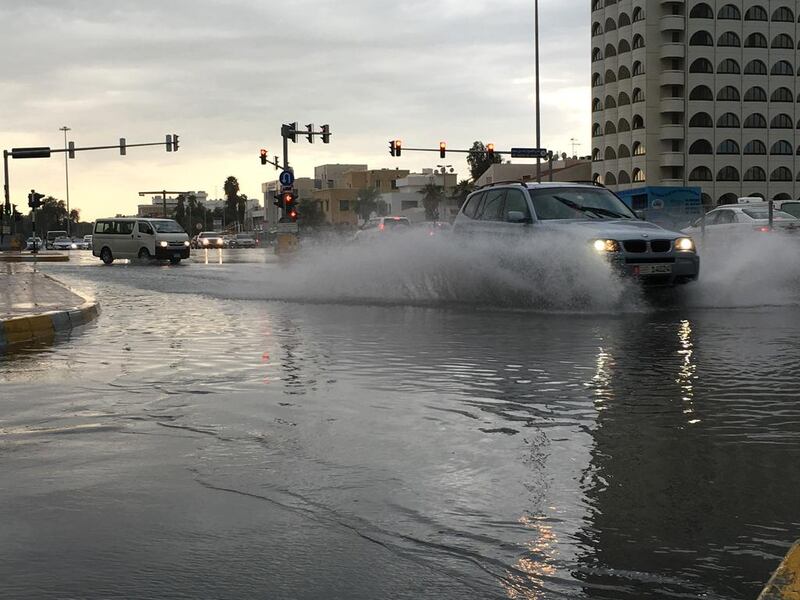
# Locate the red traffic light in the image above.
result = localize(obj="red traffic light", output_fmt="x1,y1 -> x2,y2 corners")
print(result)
487,143 -> 495,156
260,148 -> 268,165
439,141 -> 446,159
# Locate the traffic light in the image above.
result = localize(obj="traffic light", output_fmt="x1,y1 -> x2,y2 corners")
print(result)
172,134 -> 179,151
12,204 -> 21,222
120,138 -> 127,156
439,141 -> 446,159
284,122 -> 298,143
395,140 -> 401,157
27,190 -> 45,209
166,134 -> 172,152
288,206 -> 298,221
68,141 -> 75,159
306,123 -> 314,144
273,192 -> 285,210
321,124 -> 330,144
282,190 -> 295,211
487,143 -> 495,157
389,140 -> 396,157
260,148 -> 268,165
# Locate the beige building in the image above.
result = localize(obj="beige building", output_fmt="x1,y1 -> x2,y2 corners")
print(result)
313,167 -> 411,225
314,164 -> 367,190
474,159 -> 592,187
591,0 -> 800,204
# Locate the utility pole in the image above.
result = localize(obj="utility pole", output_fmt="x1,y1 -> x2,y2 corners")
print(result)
60,126 -> 71,236
534,0 -> 542,183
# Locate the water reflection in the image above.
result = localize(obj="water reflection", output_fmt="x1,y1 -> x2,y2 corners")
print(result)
676,320 -> 699,425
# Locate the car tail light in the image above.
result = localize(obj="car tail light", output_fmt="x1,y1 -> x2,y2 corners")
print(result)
379,222 -> 385,231
755,226 -> 772,233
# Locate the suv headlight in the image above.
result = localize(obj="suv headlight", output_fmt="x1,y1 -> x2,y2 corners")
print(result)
184,241 -> 190,247
592,239 -> 620,253
675,237 -> 695,252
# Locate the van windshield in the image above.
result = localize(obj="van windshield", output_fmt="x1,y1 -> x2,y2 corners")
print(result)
152,221 -> 185,233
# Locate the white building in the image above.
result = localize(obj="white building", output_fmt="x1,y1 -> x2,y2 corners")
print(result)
591,0 -> 800,205
379,168 -> 459,222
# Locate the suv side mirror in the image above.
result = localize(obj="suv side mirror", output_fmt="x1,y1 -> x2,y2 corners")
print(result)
507,211 -> 530,224
635,210 -> 646,220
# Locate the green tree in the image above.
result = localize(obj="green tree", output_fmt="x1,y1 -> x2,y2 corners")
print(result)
450,179 -> 475,209
37,196 -> 68,234
174,195 -> 187,230
466,141 -> 503,181
237,194 -> 248,230
298,198 -> 325,228
355,187 -> 382,222
223,176 -> 240,228
418,183 -> 444,221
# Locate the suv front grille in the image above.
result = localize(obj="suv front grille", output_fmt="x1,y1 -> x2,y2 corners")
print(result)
650,240 -> 671,253
623,240 -> 647,253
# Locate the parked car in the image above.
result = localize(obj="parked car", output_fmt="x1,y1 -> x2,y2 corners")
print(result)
71,237 -> 89,250
196,231 -> 225,249
45,230 -> 68,249
453,181 -> 700,286
354,216 -> 412,242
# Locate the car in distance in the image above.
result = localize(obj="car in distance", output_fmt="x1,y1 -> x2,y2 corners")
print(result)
229,233 -> 257,248
196,231 -> 225,249
682,199 -> 800,242
52,236 -> 75,251
83,234 -> 93,250
453,182 -> 699,286
45,230 -> 69,249
354,216 -> 412,242
92,218 -> 190,264
25,236 -> 43,251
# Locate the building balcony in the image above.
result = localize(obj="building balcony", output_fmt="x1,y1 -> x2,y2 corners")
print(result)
660,124 -> 685,140
660,70 -> 684,87
660,98 -> 685,113
660,152 -> 685,168
660,15 -> 685,32
660,44 -> 685,59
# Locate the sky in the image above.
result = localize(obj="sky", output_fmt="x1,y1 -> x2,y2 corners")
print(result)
0,0 -> 591,221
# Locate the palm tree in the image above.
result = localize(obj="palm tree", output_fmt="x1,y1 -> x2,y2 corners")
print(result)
223,176 -> 240,228
418,183 -> 444,221
356,187 -> 382,222
449,180 -> 475,209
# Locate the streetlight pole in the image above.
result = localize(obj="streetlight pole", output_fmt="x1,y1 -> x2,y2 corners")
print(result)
60,126 -> 71,235
534,0 -> 542,183
437,164 -> 452,222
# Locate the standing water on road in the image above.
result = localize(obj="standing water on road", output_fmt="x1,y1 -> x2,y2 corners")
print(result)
1,233 -> 800,599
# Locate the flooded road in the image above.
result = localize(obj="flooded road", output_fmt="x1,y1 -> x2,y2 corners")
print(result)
1,244 -> 799,599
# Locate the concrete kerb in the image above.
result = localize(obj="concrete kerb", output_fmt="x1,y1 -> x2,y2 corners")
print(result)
0,273 -> 99,350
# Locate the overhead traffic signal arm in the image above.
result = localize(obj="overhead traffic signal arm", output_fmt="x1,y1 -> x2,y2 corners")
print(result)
385,142 -> 546,158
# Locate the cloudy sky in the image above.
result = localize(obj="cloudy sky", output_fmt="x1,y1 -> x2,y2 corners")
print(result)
0,0 -> 590,221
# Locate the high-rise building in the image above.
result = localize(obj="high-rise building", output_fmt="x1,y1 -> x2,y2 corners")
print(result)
591,1 -> 800,205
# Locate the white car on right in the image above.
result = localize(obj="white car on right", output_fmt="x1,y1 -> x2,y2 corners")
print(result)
683,199 -> 800,243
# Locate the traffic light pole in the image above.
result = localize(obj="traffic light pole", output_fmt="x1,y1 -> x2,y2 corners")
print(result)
1,150 -> 9,246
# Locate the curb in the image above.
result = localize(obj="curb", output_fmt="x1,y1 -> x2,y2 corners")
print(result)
759,540 -> 800,599
0,275 -> 99,350
0,253 -> 70,263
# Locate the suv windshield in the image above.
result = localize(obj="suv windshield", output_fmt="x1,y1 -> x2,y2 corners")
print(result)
529,188 -> 636,220
153,220 -> 186,233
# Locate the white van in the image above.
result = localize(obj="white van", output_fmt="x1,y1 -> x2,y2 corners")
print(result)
92,218 -> 190,264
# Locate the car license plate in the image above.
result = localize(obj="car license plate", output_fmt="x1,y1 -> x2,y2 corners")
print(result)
634,264 -> 672,275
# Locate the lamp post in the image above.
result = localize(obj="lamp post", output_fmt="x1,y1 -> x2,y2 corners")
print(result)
534,0 -> 542,183
437,164 -> 453,222
60,126 -> 71,235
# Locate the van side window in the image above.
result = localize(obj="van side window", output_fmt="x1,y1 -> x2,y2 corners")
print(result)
118,221 -> 134,235
95,221 -> 113,234
138,222 -> 154,235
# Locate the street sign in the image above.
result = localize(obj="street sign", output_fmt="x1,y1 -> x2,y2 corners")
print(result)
510,147 -> 549,159
279,171 -> 295,186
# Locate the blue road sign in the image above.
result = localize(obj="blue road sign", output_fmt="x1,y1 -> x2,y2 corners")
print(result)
279,170 -> 295,186
510,147 -> 549,159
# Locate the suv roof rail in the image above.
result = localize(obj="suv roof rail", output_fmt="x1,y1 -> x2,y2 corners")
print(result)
474,180 -> 529,191
566,180 -> 606,188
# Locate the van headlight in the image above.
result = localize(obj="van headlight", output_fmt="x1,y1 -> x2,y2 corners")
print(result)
202,239 -> 209,245
675,237 -> 695,252
159,241 -> 168,248
592,239 -> 620,253
184,241 -> 190,247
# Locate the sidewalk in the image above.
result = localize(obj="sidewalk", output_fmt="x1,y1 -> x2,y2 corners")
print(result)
0,264 -> 98,349
0,250 -> 70,263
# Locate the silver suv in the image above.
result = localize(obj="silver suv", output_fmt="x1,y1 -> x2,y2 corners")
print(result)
452,182 -> 699,286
